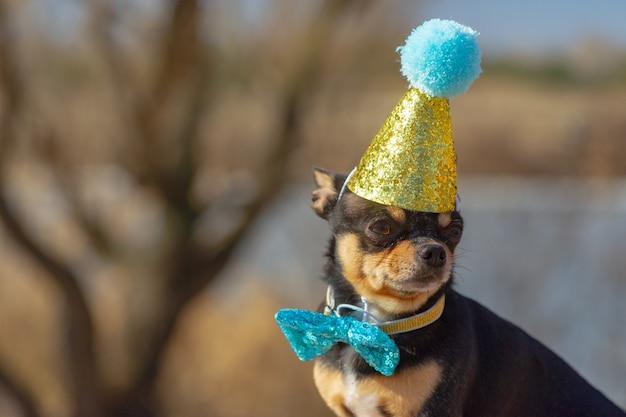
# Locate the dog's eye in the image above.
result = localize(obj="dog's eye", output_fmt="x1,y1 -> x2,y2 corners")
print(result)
368,220 -> 392,236
446,224 -> 463,238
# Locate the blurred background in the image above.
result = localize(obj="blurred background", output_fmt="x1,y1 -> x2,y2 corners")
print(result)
0,1 -> 624,416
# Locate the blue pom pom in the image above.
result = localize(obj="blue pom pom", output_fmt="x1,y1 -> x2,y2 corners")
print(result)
397,19 -> 481,98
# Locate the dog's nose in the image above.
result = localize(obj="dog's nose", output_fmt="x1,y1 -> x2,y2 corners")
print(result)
417,244 -> 447,267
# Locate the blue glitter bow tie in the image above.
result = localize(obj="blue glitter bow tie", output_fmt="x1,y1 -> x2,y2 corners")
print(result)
274,309 -> 400,376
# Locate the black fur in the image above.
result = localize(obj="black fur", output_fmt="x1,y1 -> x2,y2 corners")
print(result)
313,168 -> 625,417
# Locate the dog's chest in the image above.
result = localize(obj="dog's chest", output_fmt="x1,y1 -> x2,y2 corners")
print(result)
314,349 -> 442,417
343,371 -> 386,416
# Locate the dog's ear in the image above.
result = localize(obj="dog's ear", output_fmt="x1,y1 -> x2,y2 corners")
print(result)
311,167 -> 347,219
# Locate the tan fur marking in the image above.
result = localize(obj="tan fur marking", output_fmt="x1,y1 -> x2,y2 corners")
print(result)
437,212 -> 452,228
337,234 -> 365,283
337,235 -> 450,316
348,360 -> 442,417
312,170 -> 340,216
314,362 -> 351,417
378,241 -> 415,276
314,359 -> 442,417
312,188 -> 337,214
386,206 -> 406,224
314,170 -> 337,192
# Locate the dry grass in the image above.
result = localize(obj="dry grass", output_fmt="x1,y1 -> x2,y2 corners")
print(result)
293,74 -> 626,178
0,255 -> 334,417
158,283 -> 333,417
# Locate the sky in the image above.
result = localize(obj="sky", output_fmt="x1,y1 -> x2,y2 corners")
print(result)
30,0 -> 626,56
418,0 -> 626,54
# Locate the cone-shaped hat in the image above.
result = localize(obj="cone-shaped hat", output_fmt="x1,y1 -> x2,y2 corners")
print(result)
347,19 -> 481,212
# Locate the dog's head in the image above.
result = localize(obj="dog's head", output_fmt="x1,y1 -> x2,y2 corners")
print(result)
312,167 -> 463,316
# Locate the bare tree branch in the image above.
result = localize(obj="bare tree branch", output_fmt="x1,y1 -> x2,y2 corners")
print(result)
0,365 -> 40,417
96,1 -> 210,414
0,1 -> 373,416
0,4 -> 103,417
109,1 -> 369,415
86,0 -> 154,184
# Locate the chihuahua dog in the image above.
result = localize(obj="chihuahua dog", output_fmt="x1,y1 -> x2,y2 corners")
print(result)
310,167 -> 625,417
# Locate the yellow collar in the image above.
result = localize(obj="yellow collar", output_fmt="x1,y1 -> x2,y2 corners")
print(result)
324,286 -> 445,335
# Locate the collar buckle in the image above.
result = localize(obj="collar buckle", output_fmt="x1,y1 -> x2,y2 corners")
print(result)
324,285 -> 445,335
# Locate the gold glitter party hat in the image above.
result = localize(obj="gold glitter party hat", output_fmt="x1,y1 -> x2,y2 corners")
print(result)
347,19 -> 481,213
